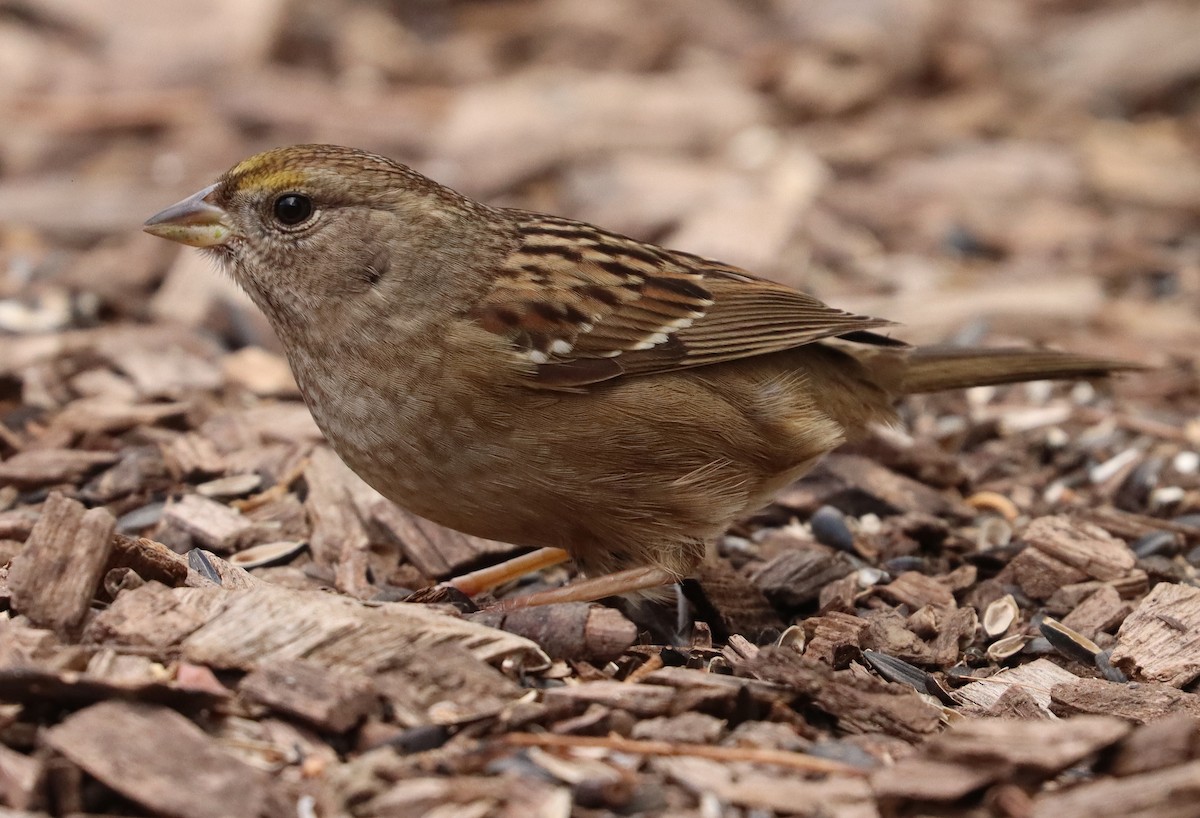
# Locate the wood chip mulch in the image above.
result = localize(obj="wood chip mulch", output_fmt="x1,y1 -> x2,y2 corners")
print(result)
3,1 -> 1200,816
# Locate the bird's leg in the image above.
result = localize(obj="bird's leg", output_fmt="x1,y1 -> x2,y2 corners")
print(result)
483,565 -> 679,612
446,546 -> 571,597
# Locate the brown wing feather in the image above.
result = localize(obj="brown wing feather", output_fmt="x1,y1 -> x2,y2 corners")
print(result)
469,214 -> 898,388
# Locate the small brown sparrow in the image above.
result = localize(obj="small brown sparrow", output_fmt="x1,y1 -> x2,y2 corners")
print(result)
145,145 -> 1135,606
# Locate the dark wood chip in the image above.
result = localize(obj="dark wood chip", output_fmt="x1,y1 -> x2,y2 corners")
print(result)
240,658 -> 379,732
1109,717 -> 1200,777
1051,677 -> 1200,723
107,533 -> 189,587
476,602 -> 637,663
42,701 -> 287,818
750,547 -> 855,609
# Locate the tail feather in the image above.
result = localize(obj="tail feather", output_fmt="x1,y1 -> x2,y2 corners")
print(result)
898,346 -> 1143,395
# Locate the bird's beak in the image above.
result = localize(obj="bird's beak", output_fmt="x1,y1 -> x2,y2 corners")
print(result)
143,183 -> 232,247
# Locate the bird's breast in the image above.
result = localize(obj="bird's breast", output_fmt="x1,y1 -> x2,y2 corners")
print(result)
281,327 -> 520,523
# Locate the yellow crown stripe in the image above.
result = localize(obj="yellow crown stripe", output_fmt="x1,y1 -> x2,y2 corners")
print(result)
226,160 -> 308,193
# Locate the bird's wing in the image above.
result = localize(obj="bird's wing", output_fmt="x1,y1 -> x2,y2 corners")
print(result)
469,214 -> 901,389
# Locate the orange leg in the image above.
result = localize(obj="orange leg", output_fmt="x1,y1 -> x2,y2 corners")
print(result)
447,547 -> 571,596
483,565 -> 679,612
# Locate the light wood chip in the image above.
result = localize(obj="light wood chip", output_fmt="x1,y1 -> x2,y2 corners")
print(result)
1032,758 -> 1200,818
1023,516 -> 1136,582
88,581 -> 547,671
1111,583 -> 1200,687
8,493 -> 115,633
0,449 -> 119,486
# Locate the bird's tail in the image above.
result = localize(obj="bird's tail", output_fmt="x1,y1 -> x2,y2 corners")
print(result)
896,346 -> 1143,395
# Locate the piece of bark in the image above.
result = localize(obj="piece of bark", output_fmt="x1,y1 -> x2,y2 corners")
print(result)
0,742 -> 42,811
742,647 -> 942,742
1061,585 -> 1132,639
818,571 -> 861,612
876,571 -> 956,609
956,659 -> 1080,716
240,658 -> 378,733
1051,677 -> 1200,723
82,581 -> 224,649
302,447 -> 373,595
79,445 -> 170,504
1035,2 -> 1200,109
750,547 -> 855,609
1047,581 -> 1112,615
159,432 -> 227,479
162,494 -> 258,554
542,681 -> 677,718
221,346 -> 298,397
1023,516 -> 1137,582
776,454 -> 970,518
862,606 -> 977,667
920,606 -> 978,666
42,701 -> 286,818
688,559 -> 783,639
984,685 -> 1054,720
0,510 -> 38,542
373,643 -> 524,727
87,581 -> 547,671
149,247 -> 271,339
871,757 -> 996,802
1110,582 -> 1200,686
996,546 -> 1088,601
364,774 -> 570,818
1109,569 -> 1150,600
8,494 -> 115,633
862,613 -> 938,672
925,716 -> 1129,775
106,345 -> 223,398
1080,507 -> 1200,548
1031,758 -> 1200,818
657,755 -> 873,816
723,720 -> 811,752
232,404 -> 324,445
0,449 -> 118,486
196,473 -> 265,500
1109,717 -> 1200,777
0,654 -> 228,711
476,603 -> 636,663
107,534 -> 189,587
50,397 -> 188,435
643,665 -> 791,709
632,711 -> 726,744
804,612 -> 869,667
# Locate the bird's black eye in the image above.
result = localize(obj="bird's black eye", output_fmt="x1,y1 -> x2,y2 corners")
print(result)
273,193 -> 313,226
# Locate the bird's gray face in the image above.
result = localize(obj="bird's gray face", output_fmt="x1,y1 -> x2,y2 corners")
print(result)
145,144 -> 507,336
144,155 -> 409,325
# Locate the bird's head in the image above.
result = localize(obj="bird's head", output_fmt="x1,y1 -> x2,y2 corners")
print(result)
144,144 -> 495,324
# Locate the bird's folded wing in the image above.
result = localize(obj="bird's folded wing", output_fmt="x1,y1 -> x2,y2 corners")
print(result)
468,215 -> 898,389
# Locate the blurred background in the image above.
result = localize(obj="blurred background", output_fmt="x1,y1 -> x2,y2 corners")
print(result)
1,0 -> 1198,398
